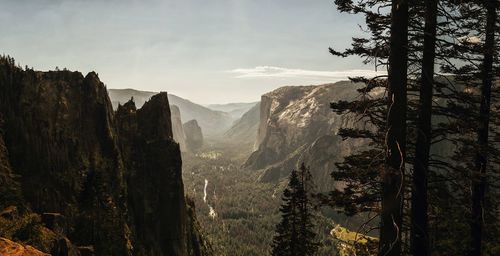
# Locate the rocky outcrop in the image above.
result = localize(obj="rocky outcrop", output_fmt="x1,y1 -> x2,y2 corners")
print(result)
108,89 -> 233,138
0,238 -> 49,256
0,60 -> 130,255
0,56 -> 211,256
244,82 -> 367,191
116,93 -> 189,256
183,120 -> 203,152
171,105 -> 188,152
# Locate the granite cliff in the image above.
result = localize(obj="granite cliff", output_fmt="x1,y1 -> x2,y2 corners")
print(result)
171,105 -> 188,152
244,82 -> 367,191
183,120 -> 203,153
0,56 -> 211,256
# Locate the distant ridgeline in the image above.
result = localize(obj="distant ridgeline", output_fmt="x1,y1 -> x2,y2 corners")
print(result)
0,56 -> 212,256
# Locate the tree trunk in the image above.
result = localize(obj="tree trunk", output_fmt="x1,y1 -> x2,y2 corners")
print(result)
379,0 -> 409,255
410,0 -> 438,255
470,1 -> 497,255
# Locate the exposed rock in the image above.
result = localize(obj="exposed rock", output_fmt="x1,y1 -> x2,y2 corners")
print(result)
171,105 -> 187,152
0,56 -> 212,256
244,82 -> 367,191
108,89 -> 233,138
0,61 -> 130,255
183,120 -> 203,152
116,93 -> 188,256
0,237 -> 49,256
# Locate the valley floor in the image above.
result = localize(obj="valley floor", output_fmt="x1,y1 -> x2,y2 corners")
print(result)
182,142 -> 340,256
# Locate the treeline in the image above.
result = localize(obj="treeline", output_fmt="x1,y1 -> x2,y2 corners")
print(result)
320,0 -> 499,256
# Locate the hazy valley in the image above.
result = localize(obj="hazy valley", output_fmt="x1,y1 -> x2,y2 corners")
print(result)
106,82 -> 375,255
2,0 -> 498,255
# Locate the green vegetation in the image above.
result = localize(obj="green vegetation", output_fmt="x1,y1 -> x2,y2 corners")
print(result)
182,148 -> 338,256
331,225 -> 377,256
271,164 -> 318,256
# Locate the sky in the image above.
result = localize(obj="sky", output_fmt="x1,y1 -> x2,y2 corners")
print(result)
1,0 -> 381,104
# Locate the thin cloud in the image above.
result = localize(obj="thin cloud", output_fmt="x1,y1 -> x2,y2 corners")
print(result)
229,66 -> 386,80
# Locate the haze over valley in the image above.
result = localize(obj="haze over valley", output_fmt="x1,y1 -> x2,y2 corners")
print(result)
1,0 -> 498,255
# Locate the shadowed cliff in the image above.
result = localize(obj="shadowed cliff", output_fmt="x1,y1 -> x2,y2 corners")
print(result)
0,56 -> 212,256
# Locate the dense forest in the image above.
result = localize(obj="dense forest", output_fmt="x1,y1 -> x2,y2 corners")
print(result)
0,0 -> 498,256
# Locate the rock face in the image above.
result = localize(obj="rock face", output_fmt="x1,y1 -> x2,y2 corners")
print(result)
183,120 -> 203,152
108,89 -> 233,138
171,105 -> 188,152
116,94 -> 188,256
0,238 -> 49,256
0,56 -> 210,256
0,62 -> 130,255
244,82 -> 366,191
0,116 -> 22,211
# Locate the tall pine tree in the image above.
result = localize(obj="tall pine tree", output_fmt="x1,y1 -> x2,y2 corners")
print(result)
411,0 -> 439,255
272,164 -> 318,256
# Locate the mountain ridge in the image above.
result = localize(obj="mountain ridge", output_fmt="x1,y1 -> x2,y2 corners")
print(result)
108,89 -> 233,138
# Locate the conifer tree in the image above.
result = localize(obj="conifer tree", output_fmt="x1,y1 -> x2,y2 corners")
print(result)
411,0 -> 439,255
271,164 -> 318,256
470,1 -> 498,255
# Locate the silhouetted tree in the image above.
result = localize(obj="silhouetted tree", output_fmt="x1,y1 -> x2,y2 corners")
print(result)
272,164 -> 318,256
410,0 -> 439,255
470,1 -> 498,255
325,0 -> 500,255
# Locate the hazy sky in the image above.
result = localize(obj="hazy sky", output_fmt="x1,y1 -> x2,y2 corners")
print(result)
1,0 -> 380,104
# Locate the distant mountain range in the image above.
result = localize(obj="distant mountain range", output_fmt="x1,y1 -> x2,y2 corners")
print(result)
108,84 -> 373,191
108,89 -> 237,138
206,102 -> 258,120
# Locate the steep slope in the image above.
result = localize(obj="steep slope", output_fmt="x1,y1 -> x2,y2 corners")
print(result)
171,105 -> 188,152
244,82 -> 366,191
0,238 -> 49,256
206,102 -> 258,120
0,64 -> 131,255
183,120 -> 203,152
0,116 -> 22,211
116,94 -> 188,256
108,89 -> 233,138
0,57 -> 211,256
223,102 -> 260,150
